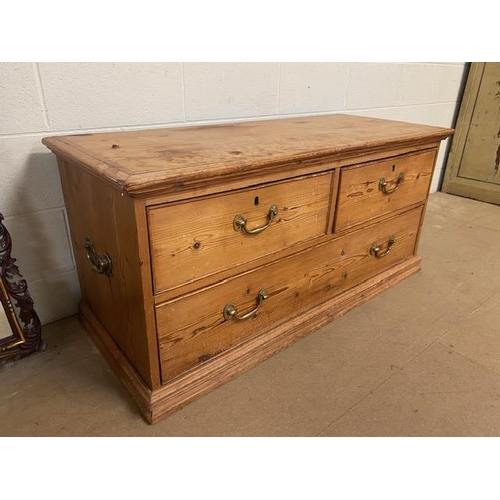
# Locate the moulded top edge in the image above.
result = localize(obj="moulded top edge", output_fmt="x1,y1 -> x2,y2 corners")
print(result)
41,114 -> 454,195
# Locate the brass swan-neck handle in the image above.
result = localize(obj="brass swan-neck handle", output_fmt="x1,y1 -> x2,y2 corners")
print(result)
223,289 -> 268,321
379,172 -> 405,194
233,205 -> 278,235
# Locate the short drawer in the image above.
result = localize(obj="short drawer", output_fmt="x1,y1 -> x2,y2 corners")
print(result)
157,206 -> 423,382
148,173 -> 332,294
335,149 -> 436,231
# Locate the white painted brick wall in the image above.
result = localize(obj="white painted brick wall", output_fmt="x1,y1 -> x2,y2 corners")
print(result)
38,62 -> 185,129
279,63 -> 350,114
0,62 -> 466,324
184,63 -> 280,120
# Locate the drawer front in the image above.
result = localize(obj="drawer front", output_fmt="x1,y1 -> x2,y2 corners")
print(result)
157,206 -> 423,382
335,149 -> 436,231
149,173 -> 332,294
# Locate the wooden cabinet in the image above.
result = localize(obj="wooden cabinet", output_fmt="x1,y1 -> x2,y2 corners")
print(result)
42,114 -> 452,423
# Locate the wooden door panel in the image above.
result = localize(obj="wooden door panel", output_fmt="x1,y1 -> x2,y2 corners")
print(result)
458,64 -> 500,185
443,63 -> 500,204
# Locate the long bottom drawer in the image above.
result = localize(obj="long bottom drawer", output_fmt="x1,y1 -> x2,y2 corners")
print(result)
157,206 -> 423,382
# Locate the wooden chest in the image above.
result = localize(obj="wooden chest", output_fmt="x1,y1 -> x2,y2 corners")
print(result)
42,115 -> 453,423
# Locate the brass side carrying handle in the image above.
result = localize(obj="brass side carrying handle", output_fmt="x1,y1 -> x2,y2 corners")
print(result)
223,289 -> 268,321
379,172 -> 405,194
233,205 -> 278,235
370,236 -> 396,258
84,237 -> 112,276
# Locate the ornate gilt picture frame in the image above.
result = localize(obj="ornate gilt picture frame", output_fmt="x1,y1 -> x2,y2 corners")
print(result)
0,213 -> 46,361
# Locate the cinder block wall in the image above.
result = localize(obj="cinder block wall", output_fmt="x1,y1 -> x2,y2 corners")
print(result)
0,62 -> 466,324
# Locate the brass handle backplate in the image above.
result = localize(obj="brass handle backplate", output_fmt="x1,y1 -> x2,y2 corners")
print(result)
370,236 -> 396,258
379,172 -> 405,194
223,289 -> 268,321
84,237 -> 112,276
233,205 -> 278,235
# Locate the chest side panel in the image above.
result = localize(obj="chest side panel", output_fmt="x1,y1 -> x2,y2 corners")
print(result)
57,159 -> 160,388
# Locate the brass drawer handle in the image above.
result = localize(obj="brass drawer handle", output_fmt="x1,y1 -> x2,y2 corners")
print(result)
370,236 -> 396,258
84,237 -> 112,276
379,172 -> 405,194
233,205 -> 278,235
223,289 -> 268,321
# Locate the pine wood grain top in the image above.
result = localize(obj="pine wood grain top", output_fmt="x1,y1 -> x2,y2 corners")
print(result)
42,114 -> 453,196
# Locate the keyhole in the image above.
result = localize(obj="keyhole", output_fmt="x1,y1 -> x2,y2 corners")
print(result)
254,196 -> 259,206
392,165 -> 396,172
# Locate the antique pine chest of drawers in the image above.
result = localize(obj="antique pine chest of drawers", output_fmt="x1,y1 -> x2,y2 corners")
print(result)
42,115 -> 453,423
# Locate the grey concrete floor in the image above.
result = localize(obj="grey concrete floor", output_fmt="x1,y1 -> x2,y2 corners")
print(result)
2,192 -> 500,436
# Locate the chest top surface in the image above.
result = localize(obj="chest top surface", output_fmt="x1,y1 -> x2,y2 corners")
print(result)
42,114 -> 453,196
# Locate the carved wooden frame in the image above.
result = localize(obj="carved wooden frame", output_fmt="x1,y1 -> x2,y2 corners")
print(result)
0,213 -> 46,361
